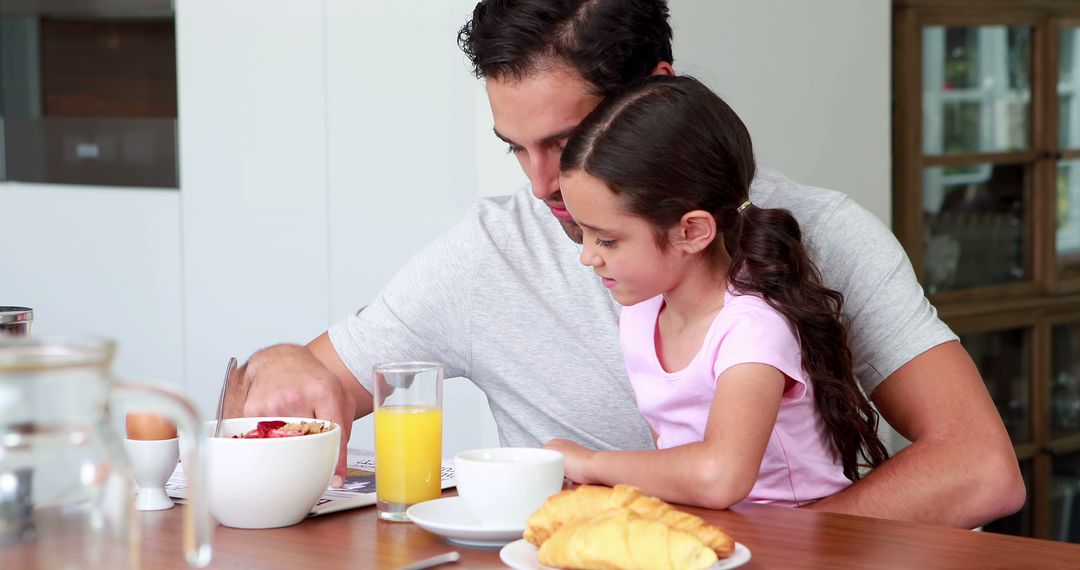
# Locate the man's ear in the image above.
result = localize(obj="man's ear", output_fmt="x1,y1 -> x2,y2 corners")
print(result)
651,61 -> 675,77
669,210 -> 716,254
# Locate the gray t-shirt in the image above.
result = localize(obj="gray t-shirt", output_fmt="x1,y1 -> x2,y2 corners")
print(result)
329,168 -> 957,450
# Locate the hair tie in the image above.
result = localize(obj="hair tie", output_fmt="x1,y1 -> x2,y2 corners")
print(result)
736,199 -> 752,213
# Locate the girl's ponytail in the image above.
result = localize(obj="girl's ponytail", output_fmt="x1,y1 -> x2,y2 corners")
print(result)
724,203 -> 889,481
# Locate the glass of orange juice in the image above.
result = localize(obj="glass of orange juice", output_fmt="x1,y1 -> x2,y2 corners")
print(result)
373,361 -> 444,522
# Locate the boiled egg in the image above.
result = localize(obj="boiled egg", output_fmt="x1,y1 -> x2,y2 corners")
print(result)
125,412 -> 178,440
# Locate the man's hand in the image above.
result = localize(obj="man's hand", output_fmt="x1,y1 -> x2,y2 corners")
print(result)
545,438 -> 598,484
224,335 -> 371,487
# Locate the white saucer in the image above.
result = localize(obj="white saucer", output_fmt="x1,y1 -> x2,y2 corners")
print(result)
499,538 -> 751,570
406,496 -> 524,548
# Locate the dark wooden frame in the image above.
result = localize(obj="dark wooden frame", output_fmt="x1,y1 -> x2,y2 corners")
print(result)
894,0 -> 1080,541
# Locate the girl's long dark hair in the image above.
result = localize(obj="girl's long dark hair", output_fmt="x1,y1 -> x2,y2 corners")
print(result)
562,75 -> 888,481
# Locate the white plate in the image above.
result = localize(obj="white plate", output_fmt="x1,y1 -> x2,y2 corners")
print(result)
405,496 -> 524,548
499,538 -> 751,570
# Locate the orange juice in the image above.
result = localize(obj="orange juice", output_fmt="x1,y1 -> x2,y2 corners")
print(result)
374,405 -> 442,505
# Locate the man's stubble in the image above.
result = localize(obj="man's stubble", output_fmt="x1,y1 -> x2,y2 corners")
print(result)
559,218 -> 583,244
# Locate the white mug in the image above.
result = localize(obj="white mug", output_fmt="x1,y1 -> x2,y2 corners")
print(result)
454,447 -> 564,529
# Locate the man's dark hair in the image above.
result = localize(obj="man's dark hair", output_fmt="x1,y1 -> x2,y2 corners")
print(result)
458,0 -> 673,97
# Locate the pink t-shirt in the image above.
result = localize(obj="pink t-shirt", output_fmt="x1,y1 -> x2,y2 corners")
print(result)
620,291 -> 851,506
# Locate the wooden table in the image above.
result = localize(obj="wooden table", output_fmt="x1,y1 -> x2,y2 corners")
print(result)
139,492 -> 1080,569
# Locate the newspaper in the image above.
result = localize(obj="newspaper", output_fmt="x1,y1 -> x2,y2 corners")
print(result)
166,448 -> 456,517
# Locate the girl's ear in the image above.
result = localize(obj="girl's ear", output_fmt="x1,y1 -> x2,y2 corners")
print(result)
669,210 -> 716,254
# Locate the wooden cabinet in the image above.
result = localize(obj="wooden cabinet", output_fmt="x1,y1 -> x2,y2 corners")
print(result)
894,0 -> 1080,541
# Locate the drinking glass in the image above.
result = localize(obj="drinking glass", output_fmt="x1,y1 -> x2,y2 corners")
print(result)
373,361 -> 443,522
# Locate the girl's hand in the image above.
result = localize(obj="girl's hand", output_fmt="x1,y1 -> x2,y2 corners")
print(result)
544,438 -> 598,484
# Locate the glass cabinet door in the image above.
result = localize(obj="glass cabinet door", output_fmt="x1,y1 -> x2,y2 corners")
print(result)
1052,322 -> 1080,438
960,328 -> 1031,444
962,326 -> 1035,539
923,163 -> 1029,293
921,26 -> 1033,294
923,27 -> 1031,155
1058,27 -> 1080,271
1053,452 -> 1080,542
1060,160 -> 1080,267
1061,27 -> 1080,151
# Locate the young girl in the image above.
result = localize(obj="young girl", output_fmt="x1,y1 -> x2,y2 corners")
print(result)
546,75 -> 889,509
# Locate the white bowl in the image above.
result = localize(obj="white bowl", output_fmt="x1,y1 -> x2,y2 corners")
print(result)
203,417 -> 340,529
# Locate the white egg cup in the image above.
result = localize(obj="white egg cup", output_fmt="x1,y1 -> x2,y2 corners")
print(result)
124,437 -> 180,511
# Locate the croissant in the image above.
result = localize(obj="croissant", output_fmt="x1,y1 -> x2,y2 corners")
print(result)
525,484 -> 640,546
524,484 -> 734,558
537,509 -> 719,570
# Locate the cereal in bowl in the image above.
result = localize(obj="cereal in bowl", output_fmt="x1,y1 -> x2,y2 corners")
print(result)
232,420 -> 331,439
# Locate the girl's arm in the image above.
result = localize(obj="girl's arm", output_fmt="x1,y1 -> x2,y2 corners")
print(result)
547,363 -> 785,510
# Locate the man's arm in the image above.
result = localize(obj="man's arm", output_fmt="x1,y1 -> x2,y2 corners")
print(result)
223,332 -> 373,485
805,341 -> 1026,528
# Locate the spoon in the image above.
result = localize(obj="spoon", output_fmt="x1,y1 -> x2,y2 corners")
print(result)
396,551 -> 460,570
213,357 -> 238,438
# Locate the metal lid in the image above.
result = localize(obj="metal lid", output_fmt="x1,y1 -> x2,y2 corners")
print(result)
0,308 -> 33,325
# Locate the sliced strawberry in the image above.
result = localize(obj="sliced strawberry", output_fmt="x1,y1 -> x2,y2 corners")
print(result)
255,420 -> 286,438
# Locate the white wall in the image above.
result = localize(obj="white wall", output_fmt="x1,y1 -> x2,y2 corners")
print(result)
322,0 -> 500,455
673,0 -> 891,223
175,0 -> 332,419
171,0 -> 500,456
0,185 -> 184,389
473,0 -> 893,226
2,0 -> 890,457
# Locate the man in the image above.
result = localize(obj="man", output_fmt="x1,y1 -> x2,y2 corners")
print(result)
227,0 -> 1024,528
